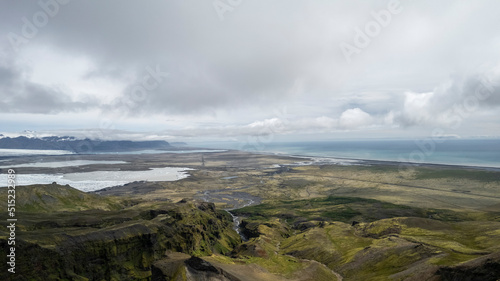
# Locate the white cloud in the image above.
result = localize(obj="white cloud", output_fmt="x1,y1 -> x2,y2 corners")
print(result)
339,108 -> 373,129
391,67 -> 500,129
397,92 -> 434,126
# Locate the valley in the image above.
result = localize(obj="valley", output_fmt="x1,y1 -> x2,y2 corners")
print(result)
1,150 -> 500,280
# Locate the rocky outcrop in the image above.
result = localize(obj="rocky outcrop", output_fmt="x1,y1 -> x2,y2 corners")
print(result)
0,201 -> 241,280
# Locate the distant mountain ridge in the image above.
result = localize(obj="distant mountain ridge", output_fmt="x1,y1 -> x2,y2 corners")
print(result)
0,136 -> 171,153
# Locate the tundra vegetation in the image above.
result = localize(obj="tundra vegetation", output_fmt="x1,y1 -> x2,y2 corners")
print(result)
1,150 -> 500,280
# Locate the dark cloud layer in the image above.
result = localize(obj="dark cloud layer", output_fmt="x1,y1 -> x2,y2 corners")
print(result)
0,61 -> 97,113
1,1 -> 500,138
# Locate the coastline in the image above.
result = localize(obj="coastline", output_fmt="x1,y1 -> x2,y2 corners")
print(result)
231,148 -> 500,172
2,147 -> 500,179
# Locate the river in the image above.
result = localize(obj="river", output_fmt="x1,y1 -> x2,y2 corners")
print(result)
196,186 -> 261,241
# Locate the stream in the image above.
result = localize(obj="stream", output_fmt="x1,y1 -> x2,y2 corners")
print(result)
196,187 -> 261,241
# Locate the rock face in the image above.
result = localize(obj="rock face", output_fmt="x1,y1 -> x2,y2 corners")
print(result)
4,182 -> 500,280
0,191 -> 241,280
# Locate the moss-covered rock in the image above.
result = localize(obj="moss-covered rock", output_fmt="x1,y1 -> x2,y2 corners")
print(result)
0,199 -> 241,280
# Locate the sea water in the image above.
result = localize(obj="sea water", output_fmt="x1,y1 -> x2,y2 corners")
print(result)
198,139 -> 500,169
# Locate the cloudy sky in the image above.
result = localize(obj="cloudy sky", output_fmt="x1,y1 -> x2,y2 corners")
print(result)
1,0 -> 500,142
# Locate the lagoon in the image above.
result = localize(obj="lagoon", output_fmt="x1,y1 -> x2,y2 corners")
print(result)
8,167 -> 193,192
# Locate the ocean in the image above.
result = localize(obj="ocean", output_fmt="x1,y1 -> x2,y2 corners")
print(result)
2,139 -> 499,169
196,139 -> 500,169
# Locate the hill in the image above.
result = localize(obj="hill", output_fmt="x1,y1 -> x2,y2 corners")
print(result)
0,183 -> 125,213
231,196 -> 500,280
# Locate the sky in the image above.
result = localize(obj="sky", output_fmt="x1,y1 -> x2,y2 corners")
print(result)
1,0 -> 500,142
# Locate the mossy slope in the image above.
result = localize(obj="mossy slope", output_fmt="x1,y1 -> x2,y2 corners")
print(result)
0,183 -> 124,212
0,185 -> 240,280
232,196 -> 500,281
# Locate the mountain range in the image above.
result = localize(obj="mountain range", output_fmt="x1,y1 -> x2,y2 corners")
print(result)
0,136 -> 171,153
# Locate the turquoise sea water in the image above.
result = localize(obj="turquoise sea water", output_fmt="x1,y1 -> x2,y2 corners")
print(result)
197,139 -> 500,169
2,139 -> 499,169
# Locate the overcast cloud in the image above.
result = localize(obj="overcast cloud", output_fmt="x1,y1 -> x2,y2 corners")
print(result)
1,0 -> 499,141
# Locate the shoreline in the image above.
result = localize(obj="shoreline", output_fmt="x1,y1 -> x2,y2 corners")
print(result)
240,149 -> 500,172
5,147 -> 500,214
2,146 -> 500,172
